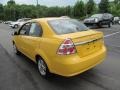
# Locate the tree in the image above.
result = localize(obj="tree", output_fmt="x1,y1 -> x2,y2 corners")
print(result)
74,0 -> 85,17
1,0 -> 109,20
4,0 -> 16,20
0,3 -> 4,20
86,0 -> 96,15
114,0 -> 120,4
7,0 -> 15,6
46,6 -> 66,17
110,0 -> 120,16
0,3 -> 3,13
65,6 -> 72,16
99,0 -> 110,13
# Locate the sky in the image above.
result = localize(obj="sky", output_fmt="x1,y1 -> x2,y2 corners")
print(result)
0,0 -> 105,7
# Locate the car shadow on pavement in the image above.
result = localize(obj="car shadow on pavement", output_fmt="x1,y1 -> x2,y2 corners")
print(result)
17,52 -> 98,80
45,69 -> 103,90
15,53 -> 118,90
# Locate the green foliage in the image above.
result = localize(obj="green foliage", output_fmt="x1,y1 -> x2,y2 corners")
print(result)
74,1 -> 85,17
114,0 -> 120,4
0,0 -> 120,21
109,0 -> 120,16
46,6 -> 66,17
7,0 -> 15,6
86,0 -> 96,15
99,0 -> 110,13
0,3 -> 3,13
0,3 -> 4,20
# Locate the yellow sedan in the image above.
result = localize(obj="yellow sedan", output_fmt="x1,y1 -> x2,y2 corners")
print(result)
12,17 -> 106,77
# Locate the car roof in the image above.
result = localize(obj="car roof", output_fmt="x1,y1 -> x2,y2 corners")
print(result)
31,17 -> 69,22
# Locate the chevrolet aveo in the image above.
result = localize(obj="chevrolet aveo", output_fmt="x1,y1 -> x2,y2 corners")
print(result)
12,18 -> 106,77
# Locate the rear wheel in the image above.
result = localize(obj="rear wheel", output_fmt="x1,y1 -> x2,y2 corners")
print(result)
37,57 -> 50,78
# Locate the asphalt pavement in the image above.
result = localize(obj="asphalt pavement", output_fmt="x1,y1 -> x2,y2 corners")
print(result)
0,23 -> 120,90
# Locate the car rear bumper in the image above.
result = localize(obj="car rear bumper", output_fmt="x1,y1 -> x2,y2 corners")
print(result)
50,46 -> 106,77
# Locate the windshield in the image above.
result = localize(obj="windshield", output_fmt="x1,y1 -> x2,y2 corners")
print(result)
91,14 -> 103,18
48,19 -> 88,35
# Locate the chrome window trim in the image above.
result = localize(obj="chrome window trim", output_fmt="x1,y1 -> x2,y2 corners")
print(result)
74,38 -> 102,46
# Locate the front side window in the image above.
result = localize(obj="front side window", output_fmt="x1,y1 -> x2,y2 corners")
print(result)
48,19 -> 88,35
19,23 -> 31,35
29,23 -> 42,37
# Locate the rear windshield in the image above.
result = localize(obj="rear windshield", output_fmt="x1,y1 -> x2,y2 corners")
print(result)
48,19 -> 88,35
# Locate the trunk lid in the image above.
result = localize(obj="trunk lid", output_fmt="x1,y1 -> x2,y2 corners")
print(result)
54,30 -> 104,57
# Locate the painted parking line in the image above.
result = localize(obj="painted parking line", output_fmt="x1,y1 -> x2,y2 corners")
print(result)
104,31 -> 120,38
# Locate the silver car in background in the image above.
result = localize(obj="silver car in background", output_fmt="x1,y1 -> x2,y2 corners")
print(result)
9,18 -> 31,28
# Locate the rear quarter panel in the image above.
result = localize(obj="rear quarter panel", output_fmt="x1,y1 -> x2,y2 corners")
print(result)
37,37 -> 63,71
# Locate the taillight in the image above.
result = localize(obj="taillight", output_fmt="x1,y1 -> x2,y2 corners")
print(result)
57,38 -> 76,55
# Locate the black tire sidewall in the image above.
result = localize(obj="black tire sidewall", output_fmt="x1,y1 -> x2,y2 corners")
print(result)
37,57 -> 50,78
108,22 -> 112,28
14,24 -> 18,28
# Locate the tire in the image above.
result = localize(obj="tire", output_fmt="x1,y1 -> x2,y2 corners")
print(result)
13,43 -> 20,55
98,22 -> 102,28
14,24 -> 18,28
37,57 -> 50,78
108,22 -> 112,28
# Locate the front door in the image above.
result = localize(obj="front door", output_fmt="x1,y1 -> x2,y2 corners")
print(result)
23,22 -> 43,61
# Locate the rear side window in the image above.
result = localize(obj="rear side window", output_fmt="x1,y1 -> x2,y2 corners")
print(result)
103,14 -> 109,19
29,23 -> 42,37
48,19 -> 88,35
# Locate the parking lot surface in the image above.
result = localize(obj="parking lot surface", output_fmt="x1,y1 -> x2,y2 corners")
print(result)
0,23 -> 120,90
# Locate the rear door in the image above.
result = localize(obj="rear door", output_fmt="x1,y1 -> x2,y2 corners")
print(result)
22,22 -> 43,61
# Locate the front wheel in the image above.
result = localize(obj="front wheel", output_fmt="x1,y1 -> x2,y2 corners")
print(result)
37,57 -> 51,78
13,44 -> 20,55
14,24 -> 18,28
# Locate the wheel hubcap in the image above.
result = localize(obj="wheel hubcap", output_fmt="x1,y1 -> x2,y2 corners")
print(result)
15,25 -> 18,28
38,59 -> 46,76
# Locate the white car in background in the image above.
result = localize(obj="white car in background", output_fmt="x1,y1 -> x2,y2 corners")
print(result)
9,18 -> 31,28
113,17 -> 120,24
4,21 -> 13,24
119,21 -> 120,24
